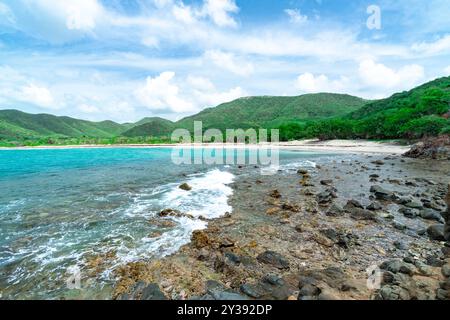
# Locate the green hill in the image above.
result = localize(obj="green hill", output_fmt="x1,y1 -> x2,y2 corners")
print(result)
0,110 -> 127,141
122,118 -> 175,137
125,93 -> 367,137
278,76 -> 450,140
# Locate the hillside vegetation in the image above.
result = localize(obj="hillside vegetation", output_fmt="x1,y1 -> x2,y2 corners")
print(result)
278,77 -> 450,141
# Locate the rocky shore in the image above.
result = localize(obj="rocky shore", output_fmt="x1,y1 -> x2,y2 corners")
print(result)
113,153 -> 450,300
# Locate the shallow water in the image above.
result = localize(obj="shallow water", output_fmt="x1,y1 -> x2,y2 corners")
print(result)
0,147 -> 329,299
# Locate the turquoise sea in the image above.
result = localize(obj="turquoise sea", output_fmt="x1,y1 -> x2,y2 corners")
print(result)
0,147 -> 324,299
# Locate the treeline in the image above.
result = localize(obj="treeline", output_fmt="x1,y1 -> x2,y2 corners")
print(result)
278,85 -> 450,141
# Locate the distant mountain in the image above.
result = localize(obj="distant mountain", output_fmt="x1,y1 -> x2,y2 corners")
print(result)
125,93 -> 367,137
122,118 -> 175,137
0,110 -> 127,141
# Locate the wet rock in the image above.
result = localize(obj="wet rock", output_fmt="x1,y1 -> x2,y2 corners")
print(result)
420,209 -> 445,223
320,180 -> 333,186
297,169 -> 309,175
316,189 -> 336,205
179,183 -> 192,191
205,280 -> 249,300
393,241 -> 408,250
326,203 -> 344,217
404,135 -> 450,160
404,200 -> 424,210
240,283 -> 266,299
269,190 -> 282,199
376,285 -> 411,300
370,185 -> 394,201
344,204 -> 376,221
141,283 -> 168,300
158,209 -> 194,219
436,289 -> 449,300
442,264 -> 450,277
392,221 -> 407,231
427,224 -> 445,241
380,259 -> 416,276
320,228 -> 358,249
281,203 -> 301,212
224,252 -> 241,265
191,230 -> 210,249
399,207 -> 419,219
344,199 -> 364,210
371,160 -> 385,165
366,202 -> 382,211
257,251 -> 290,270
266,207 -> 280,215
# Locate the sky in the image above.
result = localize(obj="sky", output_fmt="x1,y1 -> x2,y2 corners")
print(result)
0,0 -> 449,123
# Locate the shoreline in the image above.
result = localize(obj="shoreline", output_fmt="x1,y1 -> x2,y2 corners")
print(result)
113,153 -> 449,300
0,139 -> 411,154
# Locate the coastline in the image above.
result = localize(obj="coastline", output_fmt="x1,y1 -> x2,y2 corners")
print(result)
0,139 -> 410,154
113,153 -> 450,300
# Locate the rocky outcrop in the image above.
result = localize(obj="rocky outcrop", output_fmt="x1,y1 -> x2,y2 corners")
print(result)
404,135 -> 450,160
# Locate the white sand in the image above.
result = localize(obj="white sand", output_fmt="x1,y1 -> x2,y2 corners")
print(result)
0,139 -> 411,154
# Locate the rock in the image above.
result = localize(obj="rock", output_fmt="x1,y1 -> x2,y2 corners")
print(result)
370,185 -> 394,201
240,284 -> 266,299
344,199 -> 364,209
320,229 -> 357,249
398,207 -> 419,219
427,224 -> 445,241
346,206 -> 376,221
404,200 -> 424,210
179,183 -> 192,191
269,189 -> 282,199
205,280 -> 249,300
436,289 -> 449,300
371,160 -> 385,165
266,207 -> 280,215
420,209 -> 445,223
191,230 -> 210,248
380,260 -> 416,276
320,180 -> 333,186
441,264 -> 450,277
376,285 -> 411,300
393,241 -> 408,250
281,203 -> 301,212
224,252 -> 241,265
366,202 -> 382,211
392,221 -> 407,231
297,169 -> 309,175
326,203 -> 344,217
370,174 -> 380,179
140,283 -> 168,300
257,251 -> 290,270
299,284 -> 320,297
404,135 -> 450,160
158,208 -> 181,217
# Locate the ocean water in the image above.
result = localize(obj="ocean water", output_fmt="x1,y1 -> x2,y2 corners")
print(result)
0,147 -> 324,300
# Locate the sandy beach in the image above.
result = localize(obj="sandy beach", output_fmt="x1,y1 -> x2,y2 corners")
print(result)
0,139 -> 411,155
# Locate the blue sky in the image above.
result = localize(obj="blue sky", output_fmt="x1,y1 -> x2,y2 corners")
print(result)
0,0 -> 449,122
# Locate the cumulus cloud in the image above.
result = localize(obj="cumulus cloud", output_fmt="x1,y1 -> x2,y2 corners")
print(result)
136,72 -> 245,114
204,50 -> 254,76
135,72 -> 195,113
201,0 -> 239,28
295,73 -> 349,93
412,35 -> 450,56
20,84 -> 56,109
285,9 -> 308,24
78,104 -> 100,114
358,59 -> 425,90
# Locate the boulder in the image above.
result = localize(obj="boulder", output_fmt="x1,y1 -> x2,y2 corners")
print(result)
179,183 -> 192,191
257,251 -> 290,270
427,224 -> 445,241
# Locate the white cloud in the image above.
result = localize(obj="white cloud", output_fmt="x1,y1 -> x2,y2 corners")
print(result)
201,0 -> 239,28
20,84 -> 56,109
188,75 -> 245,106
285,9 -> 308,24
172,3 -> 195,24
204,50 -> 254,76
295,73 -> 349,93
358,59 -> 425,90
412,35 -> 450,56
135,72 -> 195,113
78,104 -> 100,114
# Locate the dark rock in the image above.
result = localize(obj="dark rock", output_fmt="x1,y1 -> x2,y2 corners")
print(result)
320,179 -> 333,186
404,200 -> 424,210
370,185 -> 394,201
240,284 -> 266,299
420,209 -> 445,223
224,252 -> 241,265
281,202 -> 301,212
348,207 -> 376,221
299,284 -> 320,297
427,224 -> 445,241
366,202 -> 382,211
380,259 -> 416,276
436,289 -> 449,300
392,221 -> 407,231
371,160 -> 385,165
297,169 -> 309,175
376,285 -> 411,300
442,264 -> 450,277
325,203 -> 344,217
205,280 -> 249,300
269,189 -> 282,199
179,183 -> 192,191
257,251 -> 290,270
393,241 -> 408,250
404,135 -> 450,160
344,199 -> 364,210
398,207 -> 418,219
140,283 -> 168,300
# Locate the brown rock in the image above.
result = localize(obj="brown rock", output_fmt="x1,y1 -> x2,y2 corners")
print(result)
191,230 -> 210,249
